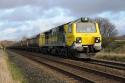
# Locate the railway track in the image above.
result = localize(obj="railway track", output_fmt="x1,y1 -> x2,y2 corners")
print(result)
8,50 -> 125,83
87,58 -> 125,70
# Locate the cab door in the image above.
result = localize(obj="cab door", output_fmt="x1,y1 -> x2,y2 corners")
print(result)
65,23 -> 75,46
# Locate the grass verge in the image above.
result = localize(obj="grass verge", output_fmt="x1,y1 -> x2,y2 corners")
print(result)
4,51 -> 28,83
95,53 -> 125,62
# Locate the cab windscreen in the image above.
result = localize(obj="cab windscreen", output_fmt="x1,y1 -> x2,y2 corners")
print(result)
76,23 -> 96,33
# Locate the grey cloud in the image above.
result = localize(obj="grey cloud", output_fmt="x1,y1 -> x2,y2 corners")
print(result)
0,0 -> 52,9
0,22 -> 40,40
55,0 -> 125,16
0,21 -> 29,30
0,0 -> 35,9
0,6 -> 71,22
0,6 -> 42,21
0,0 -> 125,16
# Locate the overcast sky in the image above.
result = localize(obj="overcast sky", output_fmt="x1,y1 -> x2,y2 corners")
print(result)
0,0 -> 125,40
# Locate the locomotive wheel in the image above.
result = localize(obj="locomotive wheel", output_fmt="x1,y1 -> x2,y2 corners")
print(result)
61,48 -> 68,57
60,48 -> 64,57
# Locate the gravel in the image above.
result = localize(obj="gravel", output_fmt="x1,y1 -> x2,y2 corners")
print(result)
7,50 -> 79,83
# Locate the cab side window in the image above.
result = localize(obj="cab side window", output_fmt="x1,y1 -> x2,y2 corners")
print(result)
68,24 -> 72,33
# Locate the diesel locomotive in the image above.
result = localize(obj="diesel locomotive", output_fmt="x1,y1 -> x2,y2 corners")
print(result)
10,17 -> 102,58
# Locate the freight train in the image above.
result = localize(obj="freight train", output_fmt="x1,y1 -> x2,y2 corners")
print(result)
9,17 -> 102,58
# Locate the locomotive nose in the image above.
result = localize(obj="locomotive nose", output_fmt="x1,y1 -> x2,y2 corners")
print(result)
82,36 -> 95,45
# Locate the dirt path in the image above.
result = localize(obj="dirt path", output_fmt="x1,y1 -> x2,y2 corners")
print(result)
0,50 -> 16,83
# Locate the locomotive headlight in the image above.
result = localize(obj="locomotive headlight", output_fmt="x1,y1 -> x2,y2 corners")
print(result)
95,37 -> 100,43
76,37 -> 82,43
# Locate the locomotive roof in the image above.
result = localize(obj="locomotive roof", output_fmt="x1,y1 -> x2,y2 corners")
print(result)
44,17 -> 90,33
15,17 -> 92,43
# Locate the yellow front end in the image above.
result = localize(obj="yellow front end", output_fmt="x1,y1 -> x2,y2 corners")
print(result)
65,22 -> 102,52
77,34 -> 98,45
74,23 -> 102,45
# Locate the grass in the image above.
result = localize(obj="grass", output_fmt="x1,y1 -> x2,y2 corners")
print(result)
5,51 -> 28,83
96,40 -> 125,62
95,53 -> 125,62
102,41 -> 125,53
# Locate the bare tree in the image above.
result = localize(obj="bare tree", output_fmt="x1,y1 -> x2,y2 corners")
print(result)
22,36 -> 28,41
94,17 -> 118,47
